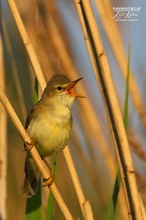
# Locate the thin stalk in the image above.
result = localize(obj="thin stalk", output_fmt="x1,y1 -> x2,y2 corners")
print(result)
63,147 -> 86,217
106,46 -> 131,220
82,200 -> 94,220
0,32 -> 7,220
8,0 -> 46,91
2,18 -> 27,122
45,156 -> 57,220
123,46 -> 130,128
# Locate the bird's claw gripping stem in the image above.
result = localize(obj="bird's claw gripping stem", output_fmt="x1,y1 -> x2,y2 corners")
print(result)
42,174 -> 54,187
25,138 -> 35,151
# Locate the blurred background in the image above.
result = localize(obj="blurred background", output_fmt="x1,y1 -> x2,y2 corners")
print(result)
1,0 -> 146,219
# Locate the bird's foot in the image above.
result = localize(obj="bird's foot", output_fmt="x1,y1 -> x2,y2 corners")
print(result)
25,138 -> 35,151
42,158 -> 54,187
42,173 -> 54,187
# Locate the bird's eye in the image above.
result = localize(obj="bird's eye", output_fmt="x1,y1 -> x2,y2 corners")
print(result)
57,86 -> 63,91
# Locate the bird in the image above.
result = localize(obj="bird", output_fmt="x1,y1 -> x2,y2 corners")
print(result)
21,74 -> 84,198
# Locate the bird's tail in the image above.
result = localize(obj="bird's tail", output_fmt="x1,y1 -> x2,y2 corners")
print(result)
21,153 -> 40,198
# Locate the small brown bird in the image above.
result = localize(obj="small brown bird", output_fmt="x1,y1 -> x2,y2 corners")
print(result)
22,74 -> 84,198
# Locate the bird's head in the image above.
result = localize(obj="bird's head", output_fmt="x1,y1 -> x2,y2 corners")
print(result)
42,74 -> 85,107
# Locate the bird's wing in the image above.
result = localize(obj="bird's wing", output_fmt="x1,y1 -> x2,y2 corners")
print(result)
25,100 -> 41,129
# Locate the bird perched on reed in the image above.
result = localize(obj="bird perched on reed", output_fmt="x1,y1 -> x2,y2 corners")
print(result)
22,74 -> 84,198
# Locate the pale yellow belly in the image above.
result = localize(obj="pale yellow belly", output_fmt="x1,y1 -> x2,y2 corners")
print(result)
27,115 -> 71,158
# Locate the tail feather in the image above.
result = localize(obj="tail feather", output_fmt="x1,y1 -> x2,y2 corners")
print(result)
21,153 -> 40,198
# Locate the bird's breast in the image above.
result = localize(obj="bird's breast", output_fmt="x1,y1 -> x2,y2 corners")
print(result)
27,108 -> 72,158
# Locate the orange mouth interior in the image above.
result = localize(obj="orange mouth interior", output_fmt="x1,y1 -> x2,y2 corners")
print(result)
67,86 -> 75,95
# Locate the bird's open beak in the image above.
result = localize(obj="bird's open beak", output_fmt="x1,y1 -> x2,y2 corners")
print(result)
66,77 -> 85,98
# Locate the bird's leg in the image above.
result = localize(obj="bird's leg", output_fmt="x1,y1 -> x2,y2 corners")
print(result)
24,138 -> 35,151
43,158 -> 53,173
42,158 -> 54,187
